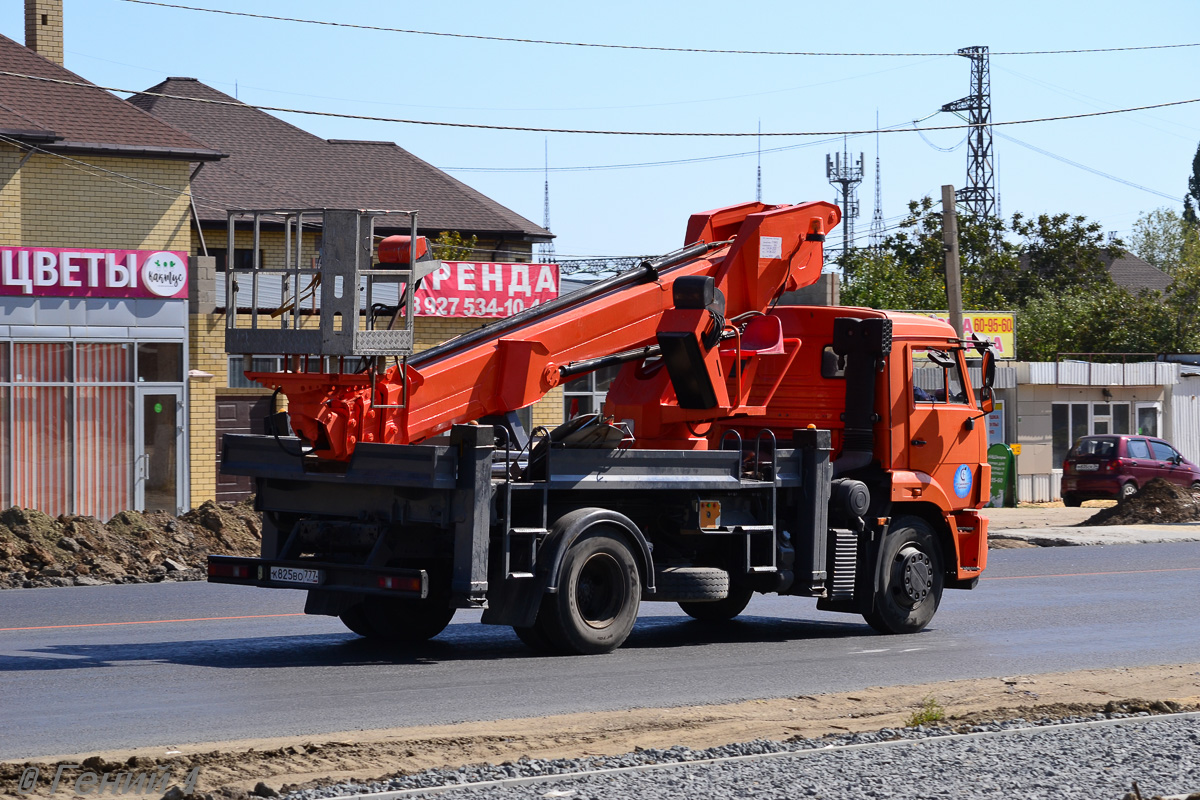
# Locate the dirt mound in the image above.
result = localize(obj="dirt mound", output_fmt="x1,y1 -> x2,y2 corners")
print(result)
0,499 -> 261,589
1080,478 -> 1200,526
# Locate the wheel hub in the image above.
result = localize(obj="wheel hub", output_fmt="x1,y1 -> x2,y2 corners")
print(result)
896,545 -> 933,607
576,552 -> 623,629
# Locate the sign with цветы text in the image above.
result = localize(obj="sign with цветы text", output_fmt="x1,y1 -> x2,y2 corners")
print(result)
0,246 -> 188,299
415,261 -> 558,317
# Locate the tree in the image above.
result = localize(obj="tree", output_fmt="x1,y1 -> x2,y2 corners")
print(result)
1017,284 -> 1176,361
840,197 -> 1015,309
431,230 -> 478,261
1009,211 -> 1121,304
1130,207 -> 1190,274
1185,139 -> 1200,227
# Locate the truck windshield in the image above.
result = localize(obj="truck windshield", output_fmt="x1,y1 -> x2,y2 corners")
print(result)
912,348 -> 968,405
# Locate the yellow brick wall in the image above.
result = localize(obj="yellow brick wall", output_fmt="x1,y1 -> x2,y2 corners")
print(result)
0,148 -> 191,249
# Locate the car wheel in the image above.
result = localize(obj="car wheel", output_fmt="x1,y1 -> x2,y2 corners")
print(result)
1061,493 -> 1082,508
1190,481 -> 1200,491
1119,481 -> 1138,502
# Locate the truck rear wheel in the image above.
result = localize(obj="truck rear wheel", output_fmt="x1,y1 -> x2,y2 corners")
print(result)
340,596 -> 455,643
538,527 -> 640,655
863,517 -> 943,635
679,586 -> 754,622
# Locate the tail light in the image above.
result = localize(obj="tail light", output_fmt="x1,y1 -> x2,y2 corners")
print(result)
379,575 -> 422,592
1063,460 -> 1073,474
208,562 -> 254,579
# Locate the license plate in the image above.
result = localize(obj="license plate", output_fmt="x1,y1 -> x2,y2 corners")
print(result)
269,566 -> 321,585
1075,463 -> 1099,472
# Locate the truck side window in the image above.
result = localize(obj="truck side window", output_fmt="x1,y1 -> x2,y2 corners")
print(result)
912,348 -> 969,405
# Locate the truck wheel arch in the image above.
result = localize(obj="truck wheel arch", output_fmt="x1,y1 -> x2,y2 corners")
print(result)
542,507 -> 655,596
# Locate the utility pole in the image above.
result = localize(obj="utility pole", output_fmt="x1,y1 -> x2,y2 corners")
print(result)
941,185 -> 963,337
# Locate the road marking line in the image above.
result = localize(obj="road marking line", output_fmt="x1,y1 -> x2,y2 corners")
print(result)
0,613 -> 305,632
983,566 -> 1200,581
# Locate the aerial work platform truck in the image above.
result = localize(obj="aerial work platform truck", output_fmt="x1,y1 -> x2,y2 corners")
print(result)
209,201 -> 995,654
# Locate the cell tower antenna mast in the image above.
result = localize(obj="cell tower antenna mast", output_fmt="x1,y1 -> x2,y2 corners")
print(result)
756,119 -> 762,202
869,109 -> 885,250
538,137 -> 556,263
826,136 -> 864,263
941,45 -> 995,218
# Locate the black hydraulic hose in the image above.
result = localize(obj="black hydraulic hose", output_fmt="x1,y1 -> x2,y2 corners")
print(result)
558,327 -> 740,379
409,240 -> 730,368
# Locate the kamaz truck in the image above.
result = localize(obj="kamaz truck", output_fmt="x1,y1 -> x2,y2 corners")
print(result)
208,201 -> 996,654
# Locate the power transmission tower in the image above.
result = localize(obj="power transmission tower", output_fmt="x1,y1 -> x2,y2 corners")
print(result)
826,138 -> 863,262
756,120 -> 762,202
869,111 -> 885,250
941,45 -> 996,219
537,138 -> 556,263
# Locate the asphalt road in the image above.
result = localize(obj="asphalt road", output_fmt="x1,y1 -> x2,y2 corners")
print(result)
2,542 -> 1199,760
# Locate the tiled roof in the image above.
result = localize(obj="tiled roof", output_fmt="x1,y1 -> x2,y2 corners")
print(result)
1101,250 -> 1173,293
0,34 -> 223,159
128,78 -> 551,239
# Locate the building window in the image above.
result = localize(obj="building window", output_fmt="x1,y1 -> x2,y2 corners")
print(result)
208,248 -> 265,272
228,356 -> 283,388
1052,401 -> 1134,467
563,364 -> 622,419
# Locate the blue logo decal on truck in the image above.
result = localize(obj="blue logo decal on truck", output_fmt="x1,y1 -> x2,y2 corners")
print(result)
954,464 -> 972,498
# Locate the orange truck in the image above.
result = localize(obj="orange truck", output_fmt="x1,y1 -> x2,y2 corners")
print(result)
209,201 -> 995,654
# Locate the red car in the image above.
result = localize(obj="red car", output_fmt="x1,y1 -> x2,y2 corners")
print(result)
1061,435 -> 1200,506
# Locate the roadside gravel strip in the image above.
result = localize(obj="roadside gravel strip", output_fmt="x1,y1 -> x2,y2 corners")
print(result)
291,713 -> 1200,800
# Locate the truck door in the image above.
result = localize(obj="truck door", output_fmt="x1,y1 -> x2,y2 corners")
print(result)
906,345 -> 983,508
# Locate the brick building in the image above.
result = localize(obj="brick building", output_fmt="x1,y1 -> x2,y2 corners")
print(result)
2,1 -> 558,516
0,20 -> 224,518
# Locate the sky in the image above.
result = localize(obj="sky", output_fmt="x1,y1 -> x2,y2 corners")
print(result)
3,0 -> 1199,265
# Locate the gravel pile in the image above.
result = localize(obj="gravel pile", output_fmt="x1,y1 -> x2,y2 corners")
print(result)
0,499 -> 261,589
281,712 -> 1200,800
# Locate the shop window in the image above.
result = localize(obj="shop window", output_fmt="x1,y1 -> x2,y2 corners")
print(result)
1052,402 -> 1135,466
563,364 -> 622,419
137,342 -> 183,382
77,343 -> 132,383
75,386 -> 133,519
13,342 -> 72,382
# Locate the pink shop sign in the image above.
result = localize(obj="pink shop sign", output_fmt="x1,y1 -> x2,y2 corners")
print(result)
0,247 -> 188,299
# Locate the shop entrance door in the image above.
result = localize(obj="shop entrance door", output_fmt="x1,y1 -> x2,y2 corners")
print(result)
136,388 -> 185,513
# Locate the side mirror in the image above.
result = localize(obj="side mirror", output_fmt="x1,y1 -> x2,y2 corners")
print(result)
980,349 -> 997,393
979,385 -> 995,415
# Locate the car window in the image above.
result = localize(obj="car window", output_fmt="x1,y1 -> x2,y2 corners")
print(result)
1127,439 -> 1151,459
1071,437 -> 1117,458
1150,441 -> 1177,461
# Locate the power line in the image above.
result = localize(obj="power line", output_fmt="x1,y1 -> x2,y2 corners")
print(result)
995,132 -> 1184,202
6,70 -> 1198,137
117,2 -> 1200,58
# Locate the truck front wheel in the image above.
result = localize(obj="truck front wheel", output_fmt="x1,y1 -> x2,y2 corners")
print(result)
538,527 -> 641,655
340,596 -> 455,643
863,517 -> 943,635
